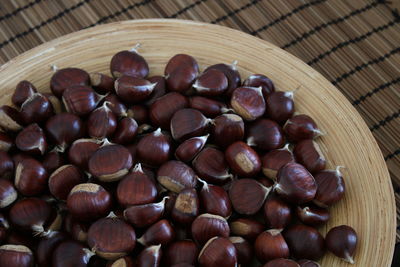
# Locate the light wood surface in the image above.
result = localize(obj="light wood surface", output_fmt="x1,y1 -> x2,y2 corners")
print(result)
0,19 -> 395,266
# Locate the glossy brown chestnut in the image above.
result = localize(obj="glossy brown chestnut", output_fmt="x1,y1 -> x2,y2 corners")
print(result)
87,212 -> 136,260
164,240 -> 199,266
36,232 -> 67,267
127,105 -> 149,124
62,85 -> 102,116
138,219 -> 175,246
247,119 -> 284,150
297,259 -> 321,267
88,142 -> 133,182
198,179 -> 232,218
243,74 -> 275,98
229,179 -> 271,215
191,213 -> 230,246
294,140 -> 326,174
283,224 -> 325,260
325,225 -> 357,264
0,151 -> 14,178
0,132 -> 13,152
193,69 -> 228,96
20,93 -> 54,124
170,108 -> 211,142
0,178 -> 17,208
255,229 -> 289,263
0,244 -> 33,267
110,49 -> 149,78
12,80 -> 37,107
115,75 -> 156,103
263,194 -> 292,230
42,150 -> 65,173
15,157 -> 48,196
284,114 -> 322,142
136,128 -> 172,166
104,94 -> 128,117
90,73 -> 115,94
198,237 -> 237,267
189,96 -> 227,118
48,164 -> 85,200
50,67 -> 90,97
231,86 -> 265,121
229,236 -> 253,265
211,114 -> 244,148
124,197 -> 168,228
265,91 -> 295,124
87,102 -> 117,139
230,218 -> 265,241
263,258 -> 300,267
205,62 -> 241,96
43,92 -> 63,114
15,123 -> 47,155
67,183 -> 112,221
165,54 -> 199,93
275,162 -> 317,204
150,92 -> 189,129
193,147 -> 232,185
146,75 -> 167,106
52,240 -> 94,267
157,160 -> 197,193
112,117 -> 138,144
313,167 -> 345,207
116,164 -> 158,206
175,135 -> 208,162
136,244 -> 162,267
0,105 -> 23,132
46,113 -> 84,150
172,188 -> 200,225
68,138 -> 102,170
296,205 -> 330,226
225,141 -> 261,177
106,256 -> 135,267
261,144 -> 295,180
64,213 -> 90,242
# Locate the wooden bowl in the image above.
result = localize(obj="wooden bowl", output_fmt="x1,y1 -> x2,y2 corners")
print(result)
0,19 -> 395,266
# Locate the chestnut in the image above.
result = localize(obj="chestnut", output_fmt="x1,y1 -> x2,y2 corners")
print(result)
198,178 -> 232,218
90,72 -> 114,94
172,188 -> 200,225
230,218 -> 265,241
163,240 -> 199,265
15,157 -> 48,196
243,74 -> 275,98
265,91 -> 295,124
36,232 -> 67,267
246,119 -> 284,150
146,75 -> 167,106
193,69 -> 228,96
205,62 -> 241,96
229,179 -> 271,215
193,147 -> 232,185
198,237 -> 237,267
62,85 -> 102,116
150,92 -> 189,129
296,205 -> 330,226
43,92 -> 64,114
229,236 -> 253,265
189,96 -> 227,118
116,163 -> 158,206
20,93 -> 54,124
275,162 -> 317,204
136,244 -> 162,267
136,128 -> 172,166
110,48 -> 149,78
87,212 -> 136,260
0,132 -> 13,152
263,194 -> 292,229
211,114 -> 244,148
294,140 -> 326,174
225,141 -> 261,177
0,151 -> 14,178
325,225 -> 357,264
64,213 -> 90,242
165,54 -> 199,93
87,102 -> 117,139
157,160 -> 197,193
297,259 -> 321,267
48,164 -> 85,200
67,183 -> 112,221
284,114 -> 322,142
43,150 -> 65,173
115,75 -> 156,103
0,179 -> 17,208
313,167 -> 345,207
107,256 -> 135,267
68,138 -> 102,170
12,80 -> 37,107
104,94 -> 128,117
52,240 -> 95,267
262,144 -> 295,180
138,219 -> 175,246
0,244 -> 33,267
231,86 -> 265,121
175,134 -> 208,162
127,105 -> 149,124
50,67 -> 90,97
0,105 -> 23,132
112,117 -> 138,144
170,108 -> 211,142
124,197 -> 168,228
191,213 -> 230,246
255,229 -> 289,263
88,141 -> 133,182
46,113 -> 84,151
15,123 -> 47,155
263,258 -> 300,267
283,224 -> 325,260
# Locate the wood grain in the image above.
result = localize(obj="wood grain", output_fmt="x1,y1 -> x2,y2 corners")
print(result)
0,19 -> 395,266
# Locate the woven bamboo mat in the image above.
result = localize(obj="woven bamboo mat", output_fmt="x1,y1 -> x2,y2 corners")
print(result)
0,0 -> 399,263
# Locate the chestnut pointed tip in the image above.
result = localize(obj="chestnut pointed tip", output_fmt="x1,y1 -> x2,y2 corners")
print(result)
345,254 -> 355,264
50,64 -> 58,72
129,43 -> 142,53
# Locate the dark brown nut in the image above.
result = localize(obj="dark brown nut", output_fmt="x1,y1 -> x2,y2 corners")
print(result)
12,80 -> 37,107
325,225 -> 357,264
294,140 -> 326,174
50,67 -> 90,97
52,240 -> 94,267
15,157 -> 48,196
67,183 -> 112,221
15,123 -> 47,155
157,160 -> 197,193
0,105 -> 23,132
198,179 -> 232,218
87,102 -> 117,139
193,147 -> 232,184
106,256 -> 135,267
205,62 -> 241,96
165,54 -> 199,93
229,179 -> 271,215
198,237 -> 237,267
255,229 -> 289,263
189,96 -> 227,118
112,117 -> 138,144
87,212 -> 136,260
136,244 -> 162,267
246,119 -> 284,150
0,132 -> 13,152
211,114 -> 244,148
146,75 -> 167,106
36,232 -> 67,267
43,150 -> 65,173
68,138 -> 102,170
127,105 -> 149,124
313,167 -> 345,207
261,144 -> 295,180
0,151 -> 14,178
20,93 -> 54,124
284,114 -> 322,142
231,86 -> 265,121
225,141 -> 261,177
283,224 -> 325,260
0,179 -> 17,208
104,94 -> 128,117
297,259 -> 321,267
170,108 -> 211,142
230,218 -> 265,241
243,74 -> 275,98
172,188 -> 200,225
116,164 -> 157,207
45,113 -> 84,150
136,128 -> 172,166
150,92 -> 189,129
0,244 -> 34,267
110,48 -> 149,78
164,240 -> 199,266
42,92 -> 63,114
175,135 -> 208,162
123,197 -> 168,228
263,258 -> 300,267
138,219 -> 175,246
193,69 -> 228,96
275,162 -> 317,204
115,75 -> 156,103
265,91 -> 295,124
229,236 -> 253,265
296,205 -> 330,226
62,85 -> 102,116
64,213 -> 90,242
191,214 -> 230,246
48,164 -> 85,200
263,194 -> 292,230
90,73 -> 115,94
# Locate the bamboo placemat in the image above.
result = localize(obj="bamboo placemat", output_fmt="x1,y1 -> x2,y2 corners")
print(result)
0,0 -> 399,263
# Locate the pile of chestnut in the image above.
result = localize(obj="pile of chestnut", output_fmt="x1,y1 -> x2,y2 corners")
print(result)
0,46 -> 358,267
